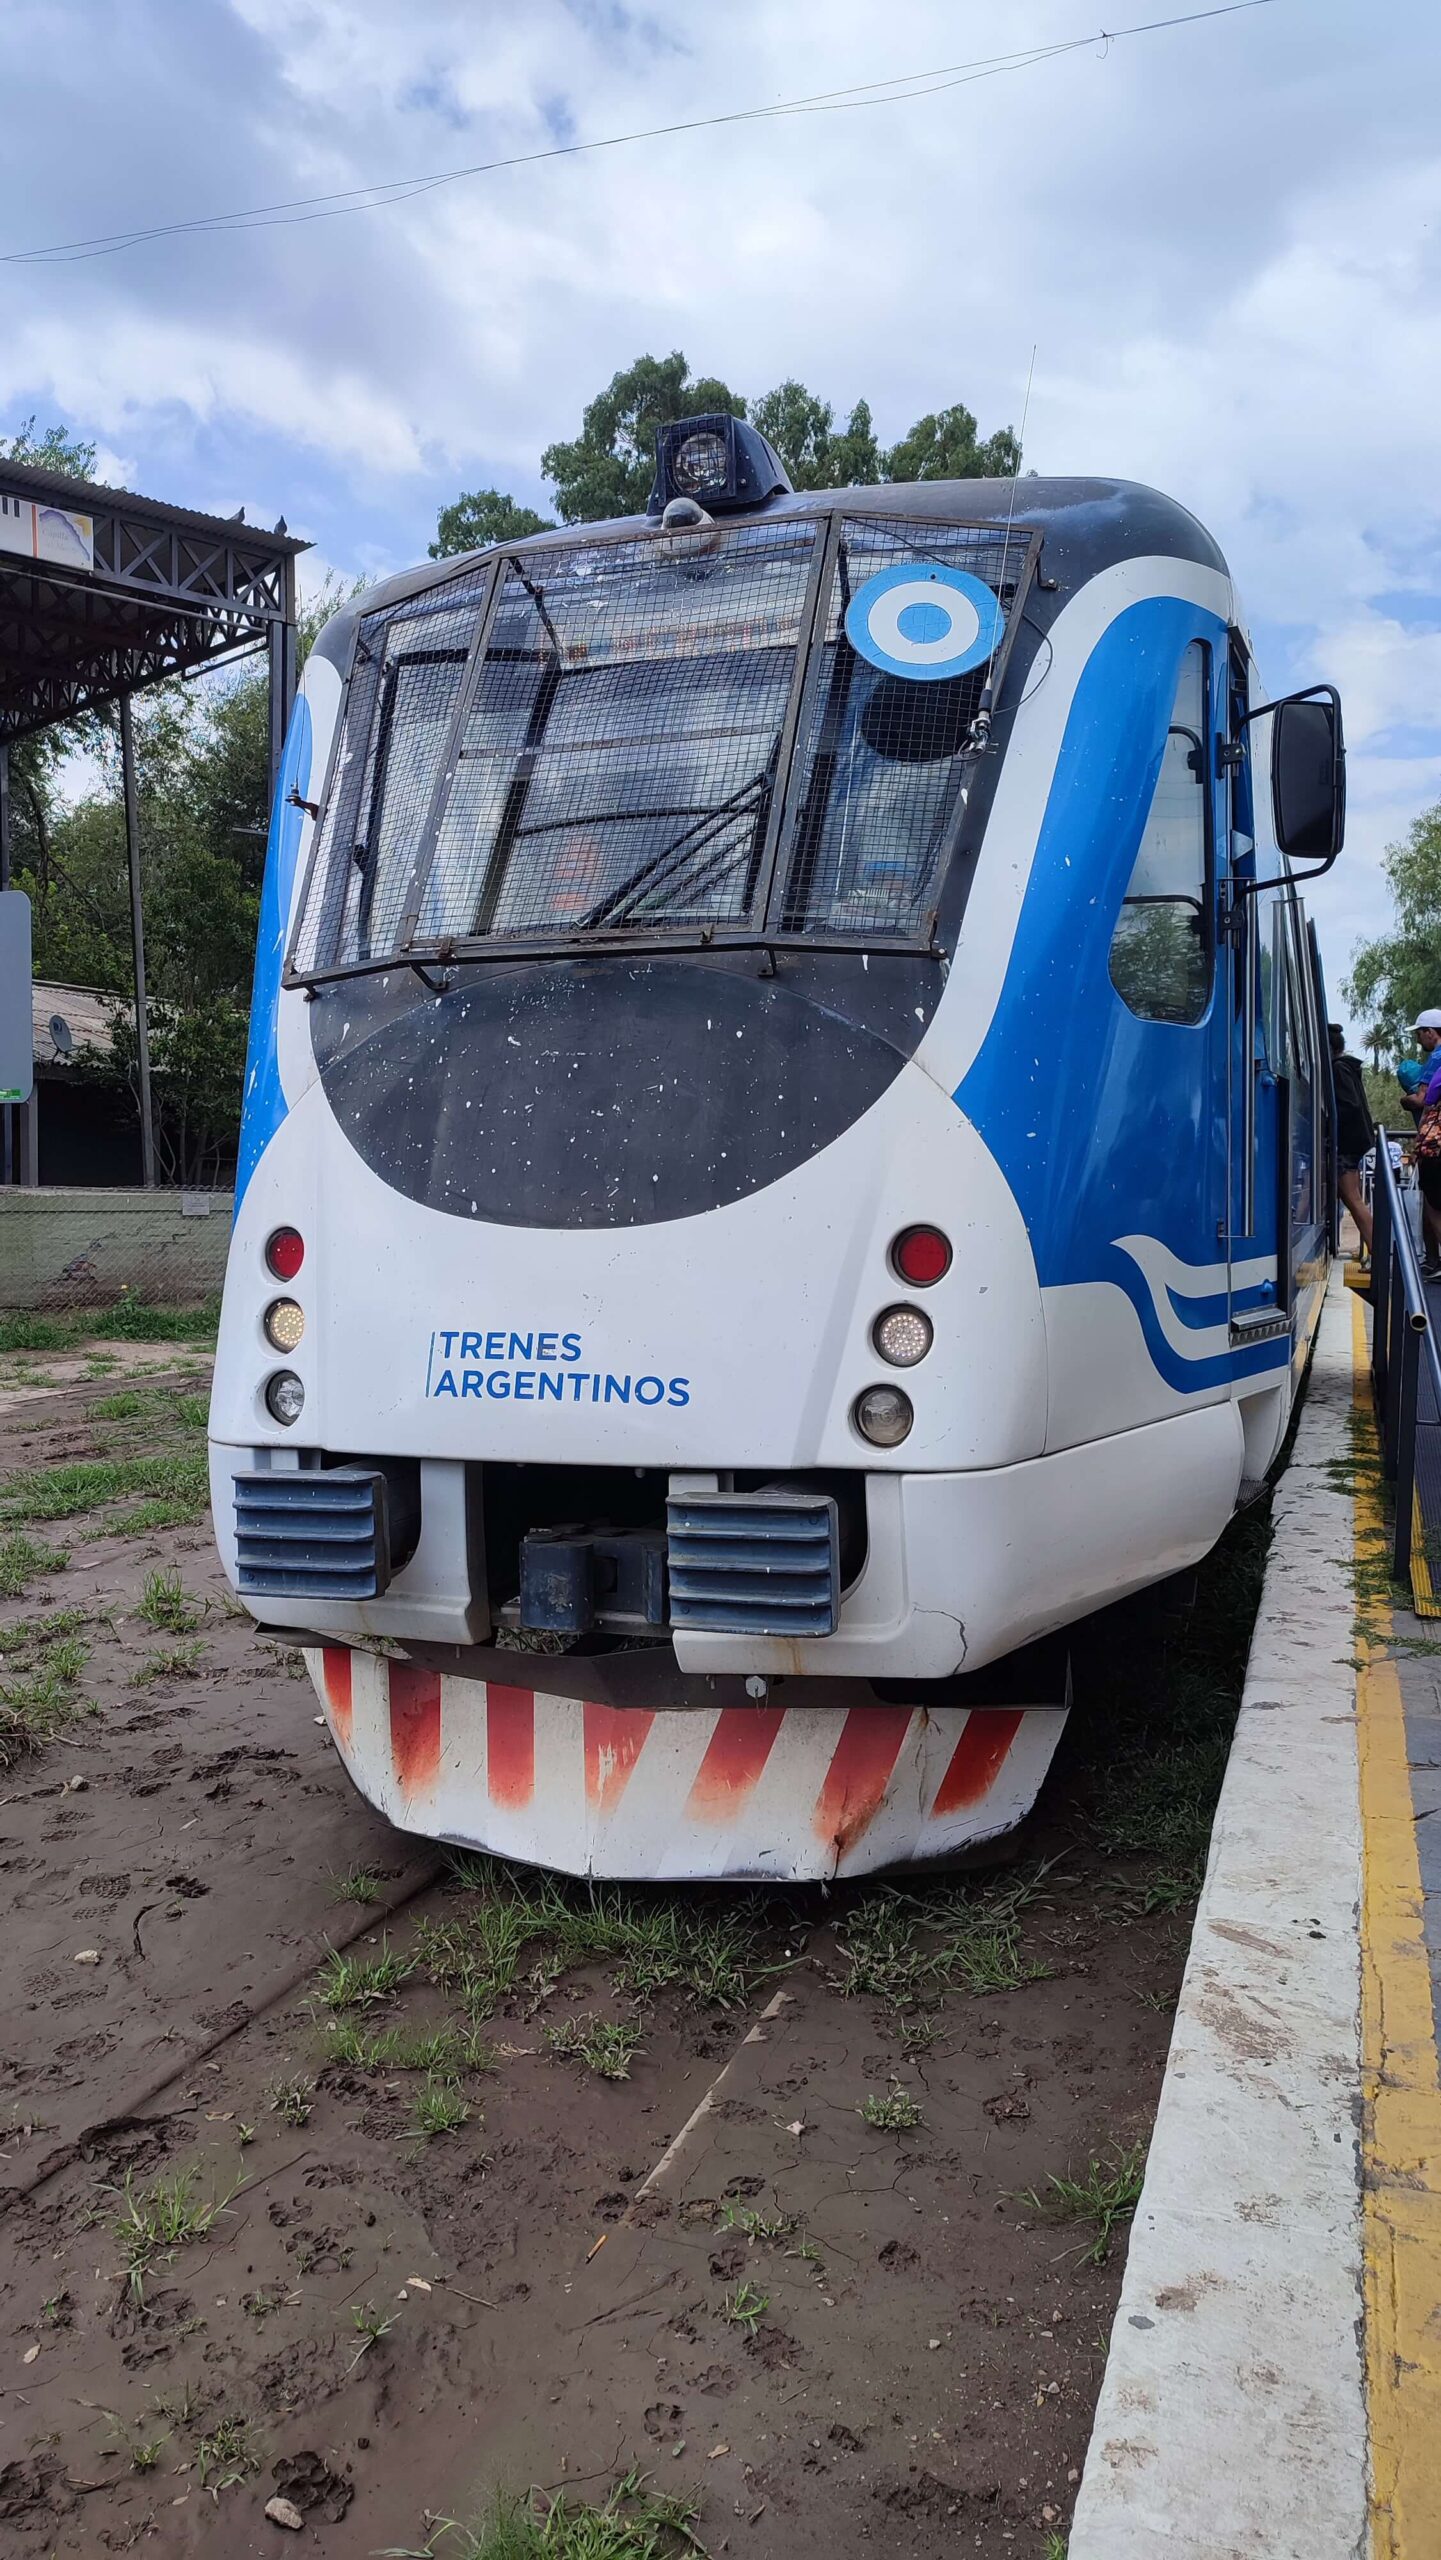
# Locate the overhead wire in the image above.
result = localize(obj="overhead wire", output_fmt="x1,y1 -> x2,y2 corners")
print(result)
3,0 -> 1281,268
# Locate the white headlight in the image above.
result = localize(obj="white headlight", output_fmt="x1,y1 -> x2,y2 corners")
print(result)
873,1306 -> 932,1367
673,430 -> 728,494
853,1384 -> 913,1447
265,1370 -> 305,1426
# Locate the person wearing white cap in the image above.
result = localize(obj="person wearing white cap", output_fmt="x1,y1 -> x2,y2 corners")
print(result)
1402,1011 -> 1441,1273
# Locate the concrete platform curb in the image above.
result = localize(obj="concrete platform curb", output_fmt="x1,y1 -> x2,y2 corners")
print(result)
1068,1280 -> 1369,2560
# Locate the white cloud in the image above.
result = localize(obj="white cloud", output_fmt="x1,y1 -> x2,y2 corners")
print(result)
1,0 -> 1438,1022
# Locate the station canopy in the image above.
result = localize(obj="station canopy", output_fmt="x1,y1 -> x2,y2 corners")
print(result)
0,453 -> 307,744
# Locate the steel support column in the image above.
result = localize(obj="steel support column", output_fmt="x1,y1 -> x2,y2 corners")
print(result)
267,552 -> 298,814
119,695 -> 156,1190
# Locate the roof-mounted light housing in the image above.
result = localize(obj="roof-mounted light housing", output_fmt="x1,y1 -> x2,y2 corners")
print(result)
648,414 -> 793,519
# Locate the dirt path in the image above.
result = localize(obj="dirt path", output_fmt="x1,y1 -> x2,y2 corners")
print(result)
0,1373 -> 1240,2558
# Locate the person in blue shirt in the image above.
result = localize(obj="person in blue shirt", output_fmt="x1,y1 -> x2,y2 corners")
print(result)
1401,1011 -> 1441,1274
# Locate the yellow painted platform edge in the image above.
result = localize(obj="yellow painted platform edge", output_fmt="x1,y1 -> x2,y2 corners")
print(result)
1353,1292 -> 1441,2559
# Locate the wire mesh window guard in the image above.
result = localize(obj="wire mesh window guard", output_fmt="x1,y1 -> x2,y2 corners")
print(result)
287,512 -> 1037,980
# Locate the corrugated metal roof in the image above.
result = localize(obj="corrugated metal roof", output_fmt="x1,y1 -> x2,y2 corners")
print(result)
31,981 -> 120,1063
0,453 -> 307,553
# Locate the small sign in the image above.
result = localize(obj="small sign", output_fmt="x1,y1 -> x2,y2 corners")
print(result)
180,1192 -> 213,1218
0,489 -> 95,572
0,889 -> 33,1103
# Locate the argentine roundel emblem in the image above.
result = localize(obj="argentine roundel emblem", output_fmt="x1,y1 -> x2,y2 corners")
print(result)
844,563 -> 1003,683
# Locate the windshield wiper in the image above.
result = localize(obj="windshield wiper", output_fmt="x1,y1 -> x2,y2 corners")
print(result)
577,763 -> 774,931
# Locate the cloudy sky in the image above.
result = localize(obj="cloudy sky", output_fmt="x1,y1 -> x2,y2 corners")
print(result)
1,0 -> 1435,1021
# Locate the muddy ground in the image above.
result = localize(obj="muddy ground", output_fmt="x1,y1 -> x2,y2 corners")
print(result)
0,1363 -> 1252,2559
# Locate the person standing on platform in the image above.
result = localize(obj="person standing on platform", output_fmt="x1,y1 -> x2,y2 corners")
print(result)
1330,1025 -> 1375,1258
1402,1010 -> 1441,1275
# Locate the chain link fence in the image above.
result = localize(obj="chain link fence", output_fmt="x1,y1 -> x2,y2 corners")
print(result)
0,1186 -> 231,1314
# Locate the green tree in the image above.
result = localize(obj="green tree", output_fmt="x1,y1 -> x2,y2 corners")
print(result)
88,992 -> 249,1188
749,382 -> 882,489
0,415 -> 97,478
438,358 -> 1021,539
883,402 -> 1020,483
540,351 -> 746,524
430,489 -> 555,558
1343,803 -> 1441,1062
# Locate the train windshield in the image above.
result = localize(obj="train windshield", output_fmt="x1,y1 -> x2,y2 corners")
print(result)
288,512 -> 1033,978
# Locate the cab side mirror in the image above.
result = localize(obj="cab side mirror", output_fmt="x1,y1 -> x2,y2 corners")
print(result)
1271,686 -> 1345,868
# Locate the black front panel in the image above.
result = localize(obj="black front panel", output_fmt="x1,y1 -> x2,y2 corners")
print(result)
312,947 -> 937,1228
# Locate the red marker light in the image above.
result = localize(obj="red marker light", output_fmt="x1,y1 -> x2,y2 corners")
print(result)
265,1226 -> 305,1282
892,1225 -> 952,1287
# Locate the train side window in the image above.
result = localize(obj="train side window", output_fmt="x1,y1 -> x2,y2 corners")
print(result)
1108,640 -> 1212,1025
1275,897 -> 1311,1078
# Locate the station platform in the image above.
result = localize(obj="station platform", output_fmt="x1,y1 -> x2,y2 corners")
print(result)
1068,1271 -> 1441,2560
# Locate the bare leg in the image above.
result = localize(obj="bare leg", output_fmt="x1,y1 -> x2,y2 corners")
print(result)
1338,1169 -> 1373,1256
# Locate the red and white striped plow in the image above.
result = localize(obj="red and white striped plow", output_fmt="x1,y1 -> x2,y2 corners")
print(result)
307,1648 -> 1065,1881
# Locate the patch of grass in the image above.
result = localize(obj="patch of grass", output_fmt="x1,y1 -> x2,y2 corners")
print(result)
717,2203 -> 795,2244
0,1606 -> 85,1657
406,2077 -> 471,2139
400,2467 -> 703,2560
719,2279 -> 769,2337
351,2299 -> 399,2350
108,2164 -> 235,2301
1044,2535 -> 1068,2560
330,1862 -> 383,1906
329,2019 -> 494,2076
896,2014 -> 942,2055
1021,2142 -> 1147,2266
0,1628 -> 91,1765
0,1297 -> 219,1357
129,2436 -> 167,2473
0,1451 -> 208,1528
0,1531 -> 68,1599
840,1868 -> 1050,2010
101,1493 -> 207,1538
317,1939 -> 412,2011
129,1637 -> 205,1687
422,1863 -> 772,2017
1137,1871 -> 1198,1915
136,1567 -> 205,1634
858,2086 -> 923,2131
415,1900 -> 538,2019
194,2414 -> 260,2492
266,2075 -> 315,2126
544,2017 -> 643,2081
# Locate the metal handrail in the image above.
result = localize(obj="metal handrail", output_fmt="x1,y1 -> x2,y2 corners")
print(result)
1369,1136 -> 1441,1582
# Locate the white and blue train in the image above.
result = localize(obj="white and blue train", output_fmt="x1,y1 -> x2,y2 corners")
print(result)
210,415 -> 1346,1880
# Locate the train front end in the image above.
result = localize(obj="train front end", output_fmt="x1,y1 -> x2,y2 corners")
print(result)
210,431 -> 1249,1880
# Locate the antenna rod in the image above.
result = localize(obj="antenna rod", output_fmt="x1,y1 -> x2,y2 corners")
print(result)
969,343 -> 1038,755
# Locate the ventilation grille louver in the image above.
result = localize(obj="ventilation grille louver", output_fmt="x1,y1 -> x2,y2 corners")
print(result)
233,1469 -> 390,1600
665,1492 -> 839,1637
